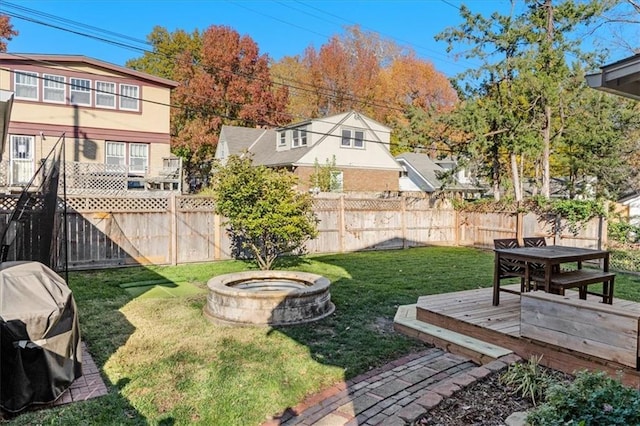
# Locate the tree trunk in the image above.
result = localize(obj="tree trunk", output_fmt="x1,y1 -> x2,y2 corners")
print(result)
541,0 -> 553,199
542,105 -> 551,198
492,145 -> 501,201
511,152 -> 522,201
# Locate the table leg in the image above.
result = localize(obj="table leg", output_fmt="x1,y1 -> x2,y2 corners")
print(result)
493,253 -> 500,306
544,261 -> 552,294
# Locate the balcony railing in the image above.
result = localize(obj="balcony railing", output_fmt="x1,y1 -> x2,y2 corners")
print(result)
0,158 -> 183,195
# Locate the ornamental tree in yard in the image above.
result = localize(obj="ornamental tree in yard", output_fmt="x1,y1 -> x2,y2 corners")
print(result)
211,155 -> 318,270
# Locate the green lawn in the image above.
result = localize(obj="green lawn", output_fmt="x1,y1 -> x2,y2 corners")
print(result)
7,246 -> 640,425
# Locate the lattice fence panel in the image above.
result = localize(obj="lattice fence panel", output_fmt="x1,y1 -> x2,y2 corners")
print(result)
0,161 -> 8,188
65,162 -> 130,192
66,196 -> 169,213
405,197 -> 444,210
313,198 -> 341,211
178,196 -> 216,212
0,196 -> 19,212
344,198 -> 402,211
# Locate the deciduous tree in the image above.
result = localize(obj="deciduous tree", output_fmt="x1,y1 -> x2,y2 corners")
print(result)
271,25 -> 457,145
0,15 -> 18,52
126,26 -> 202,80
211,155 -> 318,270
128,25 -> 290,184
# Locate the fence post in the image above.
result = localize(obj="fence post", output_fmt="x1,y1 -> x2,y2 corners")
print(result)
454,208 -> 460,246
339,195 -> 345,253
401,197 -> 407,249
214,212 -> 222,260
516,211 -> 524,244
169,194 -> 177,265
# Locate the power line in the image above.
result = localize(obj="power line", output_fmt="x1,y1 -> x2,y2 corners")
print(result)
0,3 -> 462,151
1,1 -> 149,47
1,64 -> 419,150
1,3 -> 451,120
289,0 -> 475,72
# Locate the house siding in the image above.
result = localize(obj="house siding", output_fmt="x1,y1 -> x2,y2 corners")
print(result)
0,55 -> 175,179
295,166 -> 399,192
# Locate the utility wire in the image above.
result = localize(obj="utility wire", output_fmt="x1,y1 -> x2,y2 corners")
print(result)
2,65 -> 438,151
288,0 -> 476,72
1,4 -> 450,120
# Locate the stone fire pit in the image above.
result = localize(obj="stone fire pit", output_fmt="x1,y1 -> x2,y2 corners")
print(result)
203,270 -> 334,326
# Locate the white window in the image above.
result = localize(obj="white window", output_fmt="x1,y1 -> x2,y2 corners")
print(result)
291,129 -> 307,147
96,81 -> 116,108
354,130 -> 364,148
43,74 -> 65,103
14,71 -> 38,100
341,129 -> 365,148
129,143 -> 148,173
120,84 -> 139,111
278,131 -> 286,147
10,135 -> 34,185
292,128 -> 308,147
70,78 -> 91,106
341,129 -> 351,147
105,141 -> 148,173
105,141 -> 126,171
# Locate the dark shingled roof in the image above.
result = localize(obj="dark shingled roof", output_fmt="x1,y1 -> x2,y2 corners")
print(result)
220,125 -> 316,166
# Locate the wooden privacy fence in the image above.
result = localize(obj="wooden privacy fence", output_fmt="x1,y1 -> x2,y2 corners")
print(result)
0,194 -> 608,270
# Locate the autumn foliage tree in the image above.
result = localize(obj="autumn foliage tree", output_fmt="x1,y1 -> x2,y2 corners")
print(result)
0,15 -> 18,52
128,25 -> 290,183
126,26 -> 202,80
271,26 -> 457,154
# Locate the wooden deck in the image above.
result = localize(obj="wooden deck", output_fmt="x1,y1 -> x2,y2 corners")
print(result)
394,284 -> 640,387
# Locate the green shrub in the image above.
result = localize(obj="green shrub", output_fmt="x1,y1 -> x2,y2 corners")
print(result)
500,355 -> 551,406
527,370 -> 640,425
608,220 -> 640,244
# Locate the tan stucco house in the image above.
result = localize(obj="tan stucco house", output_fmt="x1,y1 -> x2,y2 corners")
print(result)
216,110 -> 402,192
0,53 -> 179,192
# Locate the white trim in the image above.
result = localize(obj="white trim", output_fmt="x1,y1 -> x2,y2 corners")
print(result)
42,73 -> 66,104
9,134 -> 34,185
129,142 -> 149,173
14,70 -> 38,101
292,127 -> 308,148
278,130 -> 287,147
119,83 -> 140,111
95,80 -> 116,109
70,77 -> 92,106
340,127 -> 365,149
105,141 -> 126,171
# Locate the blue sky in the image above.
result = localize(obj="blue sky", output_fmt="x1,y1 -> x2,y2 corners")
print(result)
0,0 -> 632,78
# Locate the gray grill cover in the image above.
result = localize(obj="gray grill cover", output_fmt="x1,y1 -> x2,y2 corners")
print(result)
0,261 -> 82,412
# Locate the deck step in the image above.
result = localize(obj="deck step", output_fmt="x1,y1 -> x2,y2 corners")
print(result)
394,304 -> 513,364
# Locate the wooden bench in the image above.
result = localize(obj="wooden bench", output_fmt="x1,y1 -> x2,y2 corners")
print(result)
548,269 -> 615,304
521,292 -> 640,369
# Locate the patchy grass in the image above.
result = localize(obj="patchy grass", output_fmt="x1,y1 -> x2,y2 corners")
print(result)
6,246 -> 640,425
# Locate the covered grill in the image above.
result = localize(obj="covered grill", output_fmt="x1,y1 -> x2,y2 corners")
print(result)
0,261 -> 81,412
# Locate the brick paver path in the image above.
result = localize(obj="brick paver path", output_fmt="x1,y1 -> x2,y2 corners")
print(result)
263,348 -> 521,426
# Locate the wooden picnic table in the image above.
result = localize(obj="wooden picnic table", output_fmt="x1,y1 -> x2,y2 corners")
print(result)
493,245 -> 614,306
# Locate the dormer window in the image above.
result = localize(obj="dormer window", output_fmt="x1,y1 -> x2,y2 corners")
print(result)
292,127 -> 307,148
278,131 -> 286,147
341,128 -> 365,148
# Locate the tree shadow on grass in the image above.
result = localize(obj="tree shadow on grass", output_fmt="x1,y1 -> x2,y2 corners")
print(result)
262,247 -> 468,424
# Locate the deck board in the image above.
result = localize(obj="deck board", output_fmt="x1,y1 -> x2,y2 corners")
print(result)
402,285 -> 640,387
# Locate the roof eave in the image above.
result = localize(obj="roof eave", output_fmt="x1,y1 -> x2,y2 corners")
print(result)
0,53 -> 179,88
586,55 -> 640,100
